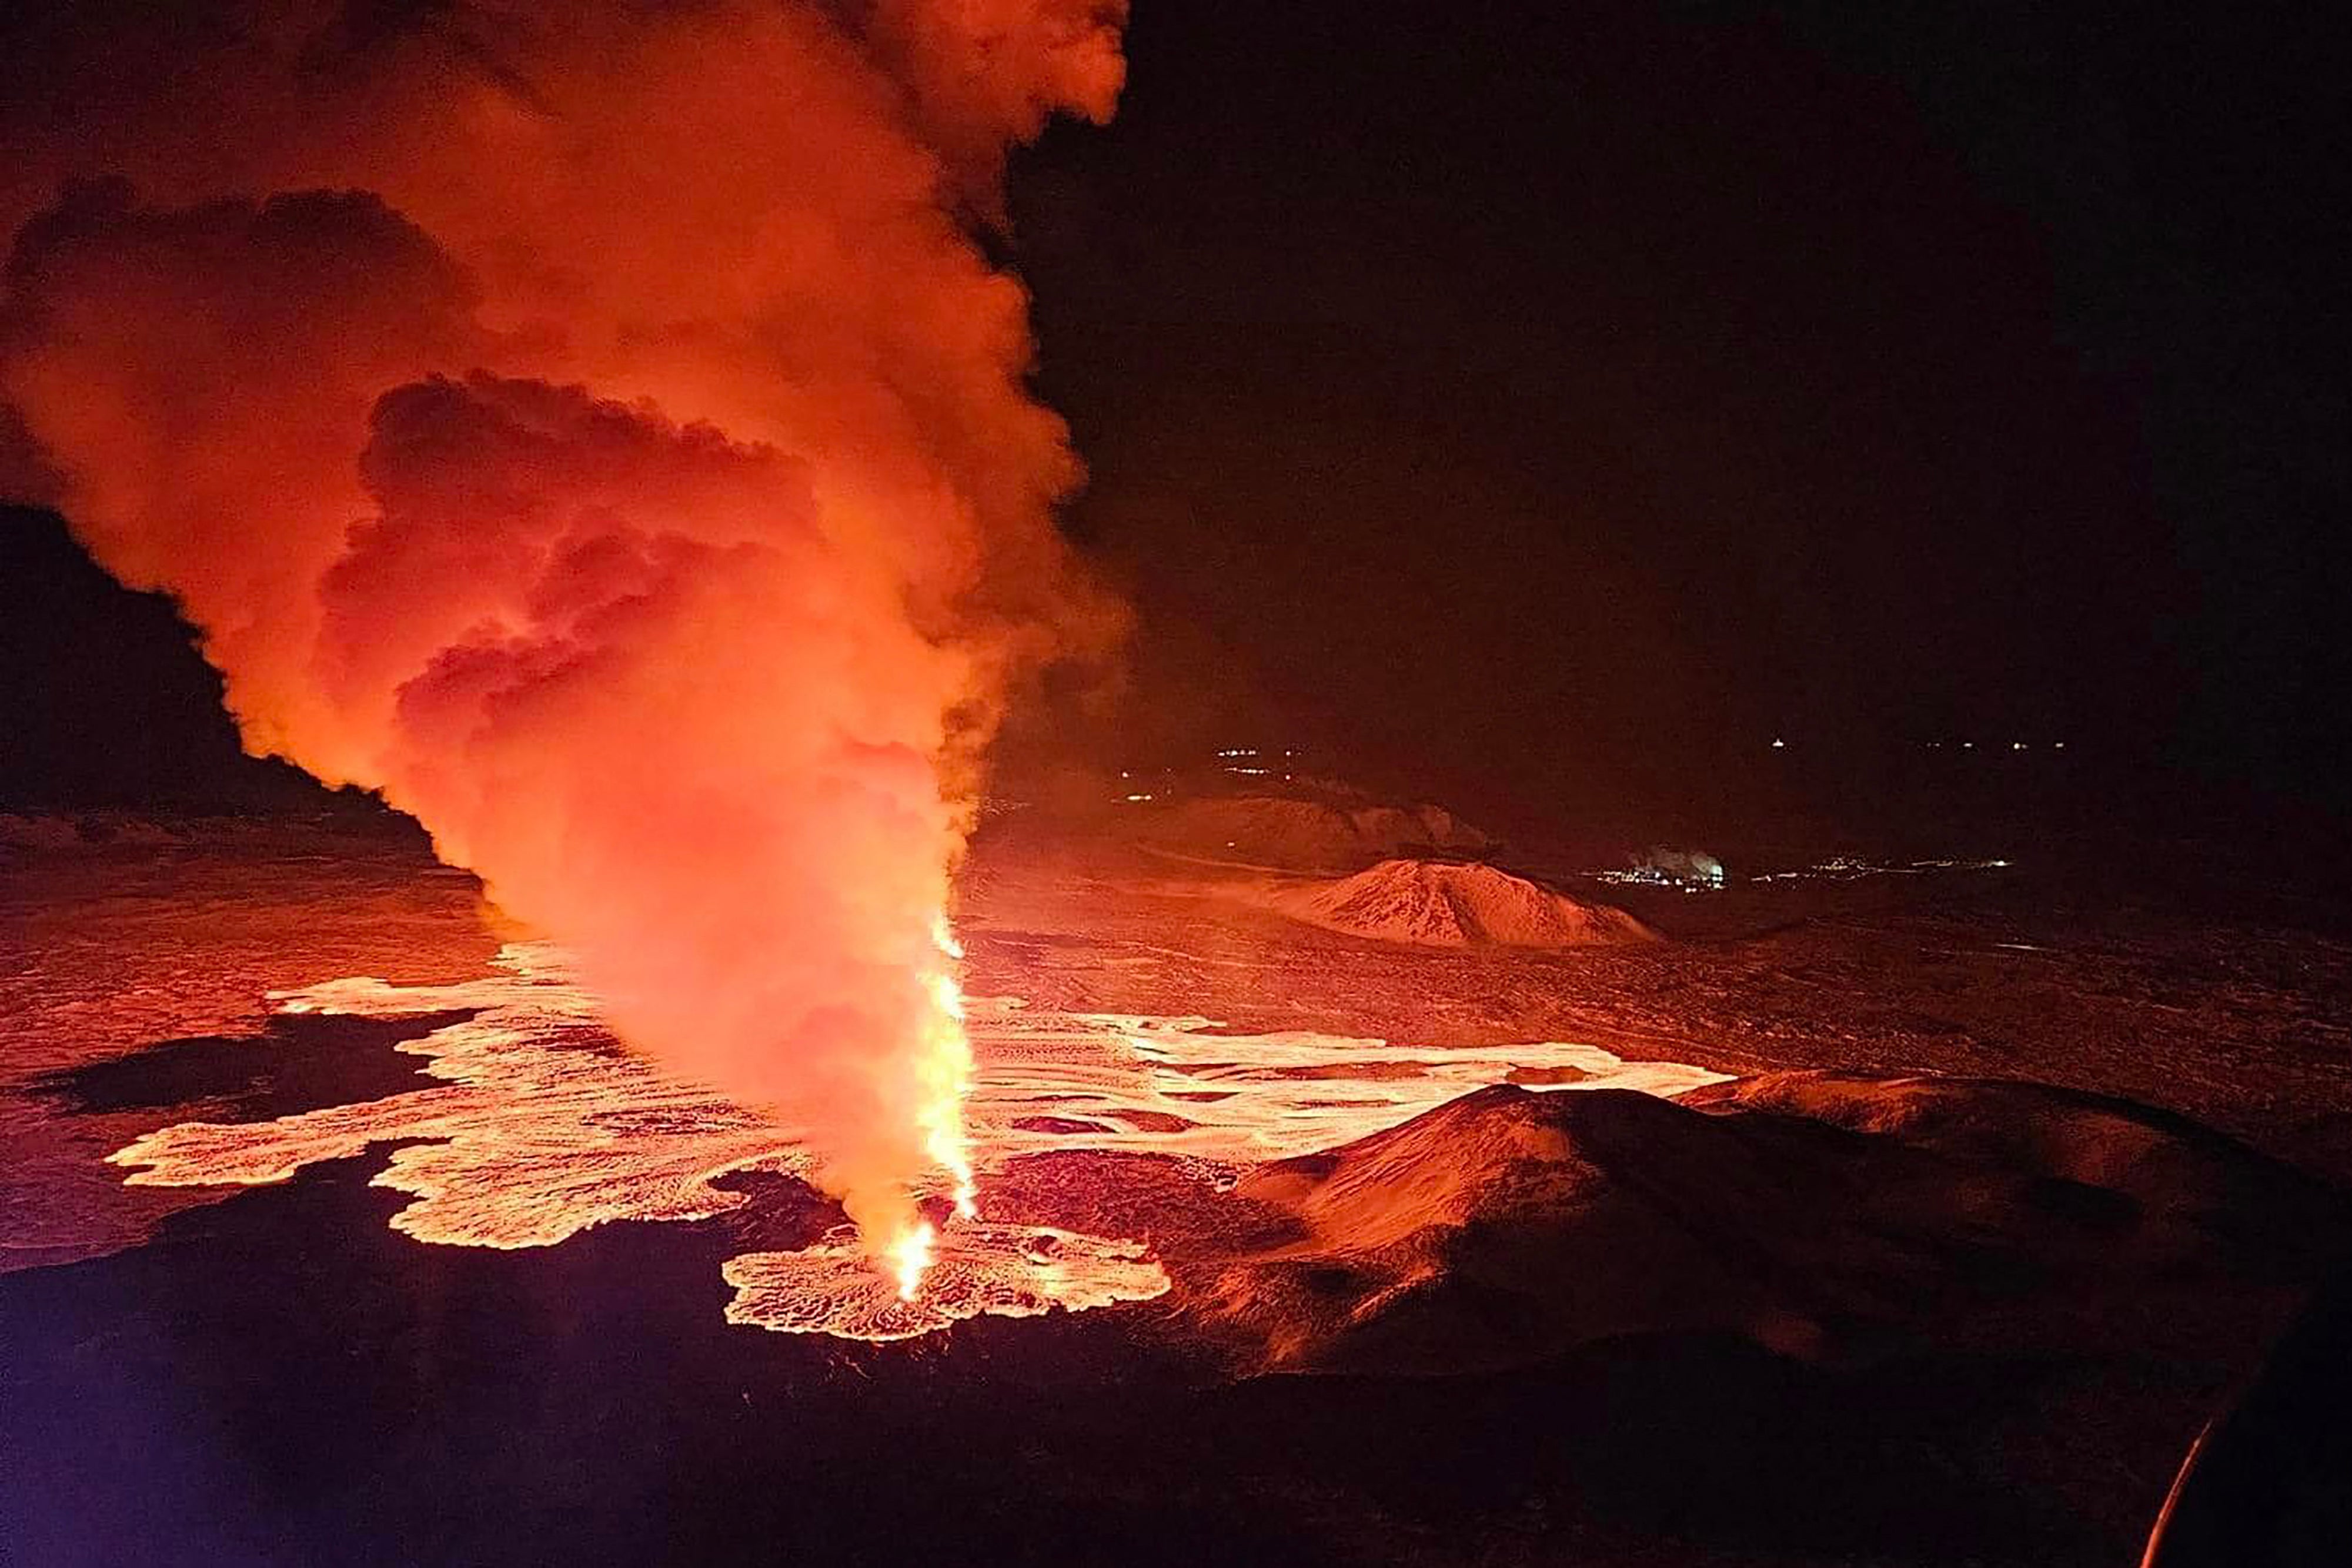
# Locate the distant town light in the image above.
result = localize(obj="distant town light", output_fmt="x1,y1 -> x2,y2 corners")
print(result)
1122,792 -> 1154,803
1770,737 -> 1786,750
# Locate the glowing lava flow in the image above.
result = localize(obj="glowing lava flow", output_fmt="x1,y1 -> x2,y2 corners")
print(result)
107,943 -> 1730,1341
729,1224 -> 1168,1342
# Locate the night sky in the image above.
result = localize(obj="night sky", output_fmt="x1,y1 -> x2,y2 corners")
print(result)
1009,3 -> 2347,823
5,2 -> 2346,833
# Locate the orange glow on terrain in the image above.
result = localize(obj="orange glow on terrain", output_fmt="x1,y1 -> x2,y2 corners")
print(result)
109,942 -> 1727,1340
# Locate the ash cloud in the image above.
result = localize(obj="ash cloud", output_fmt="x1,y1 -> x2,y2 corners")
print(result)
0,1 -> 1128,1253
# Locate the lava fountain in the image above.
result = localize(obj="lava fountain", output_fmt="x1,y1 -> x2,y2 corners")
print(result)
0,1 -> 1131,1284
105,941 -> 1728,1340
893,912 -> 981,1298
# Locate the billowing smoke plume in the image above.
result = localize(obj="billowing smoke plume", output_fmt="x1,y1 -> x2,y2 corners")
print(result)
0,2 -> 1128,1261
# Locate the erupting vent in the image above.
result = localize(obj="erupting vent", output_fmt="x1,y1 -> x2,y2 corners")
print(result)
111,944 -> 1726,1340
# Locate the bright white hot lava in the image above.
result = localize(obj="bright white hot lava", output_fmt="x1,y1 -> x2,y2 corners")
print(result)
111,944 -> 1730,1342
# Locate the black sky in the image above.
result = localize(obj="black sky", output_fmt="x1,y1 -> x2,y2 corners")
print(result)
4,2 -> 2346,833
1006,2 -> 2348,824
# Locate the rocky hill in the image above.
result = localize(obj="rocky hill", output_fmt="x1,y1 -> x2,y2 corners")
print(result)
1247,858 -> 1656,948
1195,1074 -> 2343,1375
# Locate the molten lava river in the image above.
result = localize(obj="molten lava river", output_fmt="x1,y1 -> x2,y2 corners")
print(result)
109,943 -> 1728,1342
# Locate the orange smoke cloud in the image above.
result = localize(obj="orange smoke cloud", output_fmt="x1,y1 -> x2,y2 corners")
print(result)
0,1 -> 1127,1261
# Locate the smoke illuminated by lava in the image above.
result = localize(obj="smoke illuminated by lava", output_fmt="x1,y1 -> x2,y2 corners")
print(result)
105,943 -> 1727,1341
0,1 -> 1128,1282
